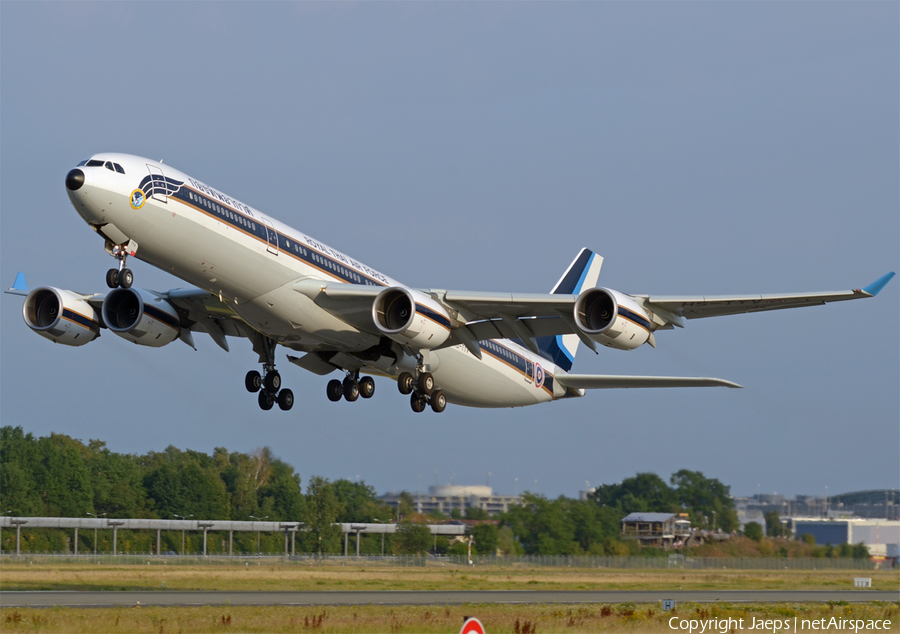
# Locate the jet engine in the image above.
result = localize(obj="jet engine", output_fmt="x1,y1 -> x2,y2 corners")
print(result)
23,287 -> 100,346
372,287 -> 452,349
574,287 -> 653,350
102,287 -> 181,347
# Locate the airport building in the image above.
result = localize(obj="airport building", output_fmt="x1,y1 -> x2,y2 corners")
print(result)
733,490 -> 898,521
789,518 -> 900,557
380,485 -> 521,517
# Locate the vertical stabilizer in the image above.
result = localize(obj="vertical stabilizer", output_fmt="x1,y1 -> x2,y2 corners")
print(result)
534,248 -> 602,371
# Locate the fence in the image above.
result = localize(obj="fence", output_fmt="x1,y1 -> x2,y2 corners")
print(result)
0,553 -> 881,570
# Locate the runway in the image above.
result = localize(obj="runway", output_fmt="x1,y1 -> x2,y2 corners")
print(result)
2,590 -> 897,608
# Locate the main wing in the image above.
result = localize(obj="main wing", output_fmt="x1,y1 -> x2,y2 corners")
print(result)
294,270 -> 896,347
641,271 -> 896,325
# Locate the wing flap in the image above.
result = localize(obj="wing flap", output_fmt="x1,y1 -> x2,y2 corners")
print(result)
555,374 -> 742,389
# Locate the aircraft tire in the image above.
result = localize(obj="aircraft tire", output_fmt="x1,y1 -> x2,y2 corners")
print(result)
258,390 -> 275,411
397,372 -> 414,395
106,269 -> 119,289
245,370 -> 262,393
278,389 -> 294,411
264,371 -> 281,392
343,377 -> 359,402
430,390 -> 447,413
119,268 -> 134,289
410,392 -> 427,413
418,372 -> 434,395
359,376 -> 375,399
326,379 -> 343,402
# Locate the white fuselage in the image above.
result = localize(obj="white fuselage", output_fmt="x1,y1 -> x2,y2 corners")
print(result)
67,153 -> 568,408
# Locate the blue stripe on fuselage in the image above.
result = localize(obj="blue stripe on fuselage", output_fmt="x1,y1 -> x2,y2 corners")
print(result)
479,339 -> 554,396
171,186 -> 389,288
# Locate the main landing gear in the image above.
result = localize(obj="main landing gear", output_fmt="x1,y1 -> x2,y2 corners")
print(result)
326,372 -> 376,403
246,369 -> 294,411
245,336 -> 293,411
397,371 -> 446,413
106,243 -> 134,289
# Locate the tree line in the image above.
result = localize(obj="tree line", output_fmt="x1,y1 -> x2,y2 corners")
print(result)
0,426 -> 865,558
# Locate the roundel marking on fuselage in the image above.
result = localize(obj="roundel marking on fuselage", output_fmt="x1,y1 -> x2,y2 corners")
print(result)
534,363 -> 545,389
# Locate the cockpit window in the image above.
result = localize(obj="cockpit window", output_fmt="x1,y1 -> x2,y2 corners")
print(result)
77,160 -> 88,166
105,161 -> 115,172
86,159 -> 104,167
114,163 -> 125,174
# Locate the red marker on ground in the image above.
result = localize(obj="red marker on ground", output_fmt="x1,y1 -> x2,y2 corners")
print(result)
460,616 -> 485,634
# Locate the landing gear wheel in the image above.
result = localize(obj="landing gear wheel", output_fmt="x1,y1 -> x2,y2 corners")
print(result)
418,372 -> 435,396
277,389 -> 294,411
359,376 -> 375,399
343,377 -> 359,402
106,269 -> 119,289
397,372 -> 414,395
258,390 -> 275,411
326,379 -> 343,402
264,371 -> 281,392
118,268 -> 133,289
430,389 -> 447,413
245,370 -> 262,393
410,392 -> 427,413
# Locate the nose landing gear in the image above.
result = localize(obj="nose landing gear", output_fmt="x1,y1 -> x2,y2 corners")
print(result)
105,242 -> 136,289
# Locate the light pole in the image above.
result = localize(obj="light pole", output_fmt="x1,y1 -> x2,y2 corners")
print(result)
250,515 -> 268,553
87,512 -> 106,554
174,514 -> 193,555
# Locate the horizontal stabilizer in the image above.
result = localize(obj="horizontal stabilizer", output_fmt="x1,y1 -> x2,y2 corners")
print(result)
5,272 -> 28,296
555,374 -> 742,389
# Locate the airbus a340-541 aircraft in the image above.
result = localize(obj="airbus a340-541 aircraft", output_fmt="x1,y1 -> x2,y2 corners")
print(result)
8,153 -> 895,413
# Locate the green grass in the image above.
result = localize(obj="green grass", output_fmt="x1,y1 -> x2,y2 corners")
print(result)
1,563 -> 897,593
2,602 -> 898,633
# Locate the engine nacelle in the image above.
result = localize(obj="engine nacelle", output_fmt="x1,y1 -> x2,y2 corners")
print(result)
23,287 -> 101,346
574,287 -> 653,351
101,288 -> 181,347
372,287 -> 452,349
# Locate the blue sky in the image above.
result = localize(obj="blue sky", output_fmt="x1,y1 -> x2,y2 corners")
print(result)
1,2 -> 897,500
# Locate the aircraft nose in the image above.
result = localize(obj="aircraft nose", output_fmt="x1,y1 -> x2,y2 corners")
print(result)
66,169 -> 85,191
